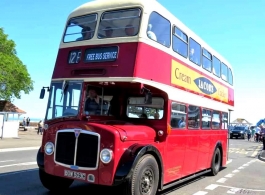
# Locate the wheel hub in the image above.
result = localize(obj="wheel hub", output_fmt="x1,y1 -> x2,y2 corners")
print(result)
140,169 -> 153,194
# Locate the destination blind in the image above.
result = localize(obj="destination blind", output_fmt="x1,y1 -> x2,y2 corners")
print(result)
84,46 -> 118,63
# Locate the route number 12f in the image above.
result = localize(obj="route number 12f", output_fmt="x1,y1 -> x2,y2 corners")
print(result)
68,50 -> 82,64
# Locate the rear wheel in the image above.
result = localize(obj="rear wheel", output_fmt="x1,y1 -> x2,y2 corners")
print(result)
39,169 -> 74,192
122,154 -> 159,195
209,148 -> 221,176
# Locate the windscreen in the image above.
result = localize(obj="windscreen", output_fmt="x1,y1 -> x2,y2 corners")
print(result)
46,81 -> 82,120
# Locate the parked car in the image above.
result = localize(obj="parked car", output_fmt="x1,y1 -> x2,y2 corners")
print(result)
230,126 -> 247,139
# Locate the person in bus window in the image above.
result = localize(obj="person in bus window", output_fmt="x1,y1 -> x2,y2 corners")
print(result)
140,113 -> 148,119
76,27 -> 92,41
104,26 -> 113,38
147,24 -> 157,41
84,88 -> 102,115
178,116 -> 185,128
125,24 -> 135,36
154,112 -> 160,119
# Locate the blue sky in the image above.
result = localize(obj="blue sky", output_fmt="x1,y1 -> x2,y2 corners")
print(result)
1,0 -> 265,124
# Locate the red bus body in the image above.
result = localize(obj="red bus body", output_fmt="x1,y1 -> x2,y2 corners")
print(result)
38,0 -> 234,193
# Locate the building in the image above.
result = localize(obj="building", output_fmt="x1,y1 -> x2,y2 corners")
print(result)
0,100 -> 26,138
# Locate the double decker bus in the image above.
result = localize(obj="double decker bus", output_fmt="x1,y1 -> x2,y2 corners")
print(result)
37,0 -> 234,194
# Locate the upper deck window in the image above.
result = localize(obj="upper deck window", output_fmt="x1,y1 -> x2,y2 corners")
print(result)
213,56 -> 221,77
189,38 -> 201,66
172,26 -> 188,58
202,48 -> 212,72
63,14 -> 97,43
228,68 -> 233,85
98,8 -> 141,39
147,12 -> 171,47
221,62 -> 228,81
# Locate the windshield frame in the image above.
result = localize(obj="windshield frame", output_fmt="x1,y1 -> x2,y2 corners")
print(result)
45,80 -> 83,121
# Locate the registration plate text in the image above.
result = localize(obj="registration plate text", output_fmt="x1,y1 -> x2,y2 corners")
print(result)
64,170 -> 86,180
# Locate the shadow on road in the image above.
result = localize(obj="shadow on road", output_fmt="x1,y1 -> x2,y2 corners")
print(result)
0,167 -> 227,195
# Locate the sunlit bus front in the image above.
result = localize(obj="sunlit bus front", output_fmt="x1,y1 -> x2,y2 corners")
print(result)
39,81 -> 167,188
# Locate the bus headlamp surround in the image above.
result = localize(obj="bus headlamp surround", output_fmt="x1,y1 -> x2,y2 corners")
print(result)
100,149 -> 113,164
44,142 -> 54,155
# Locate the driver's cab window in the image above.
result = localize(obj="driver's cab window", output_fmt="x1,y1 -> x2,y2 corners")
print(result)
84,87 -> 110,116
126,97 -> 164,119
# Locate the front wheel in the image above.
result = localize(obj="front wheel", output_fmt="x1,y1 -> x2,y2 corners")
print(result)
209,148 -> 221,176
39,169 -> 74,192
122,154 -> 159,195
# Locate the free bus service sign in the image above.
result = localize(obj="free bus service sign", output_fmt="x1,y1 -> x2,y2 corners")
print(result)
171,59 -> 228,103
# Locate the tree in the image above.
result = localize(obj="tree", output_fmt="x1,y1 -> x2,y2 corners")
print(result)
0,28 -> 34,101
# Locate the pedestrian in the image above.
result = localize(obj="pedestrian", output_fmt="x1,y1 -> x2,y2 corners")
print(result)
255,126 -> 261,142
26,117 -> 30,126
37,120 -> 43,135
260,125 -> 265,150
251,126 -> 255,140
246,127 -> 251,141
23,117 -> 26,126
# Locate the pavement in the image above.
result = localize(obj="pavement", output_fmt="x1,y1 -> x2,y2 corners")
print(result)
0,126 -> 42,150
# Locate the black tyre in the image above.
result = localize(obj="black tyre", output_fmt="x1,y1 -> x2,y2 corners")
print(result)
209,148 -> 221,176
122,154 -> 159,195
39,169 -> 74,192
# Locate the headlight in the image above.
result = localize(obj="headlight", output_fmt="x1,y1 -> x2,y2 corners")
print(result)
100,149 -> 113,164
44,142 -> 54,155
240,131 -> 244,133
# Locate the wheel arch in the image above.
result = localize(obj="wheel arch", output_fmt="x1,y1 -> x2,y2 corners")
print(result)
212,141 -> 223,167
114,144 -> 164,190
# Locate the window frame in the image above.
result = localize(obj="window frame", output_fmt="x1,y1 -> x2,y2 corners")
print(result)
172,25 -> 188,58
146,11 -> 171,48
63,13 -> 98,43
189,38 -> 201,66
221,62 -> 228,82
212,56 -> 221,78
201,108 -> 212,129
171,102 -> 187,130
98,8 -> 142,39
212,110 -> 221,129
228,68 -> 233,85
202,48 -> 212,73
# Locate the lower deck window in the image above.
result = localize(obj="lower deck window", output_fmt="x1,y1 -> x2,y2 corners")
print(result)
126,97 -> 164,119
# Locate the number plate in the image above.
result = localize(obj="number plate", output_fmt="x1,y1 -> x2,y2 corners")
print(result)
233,134 -> 238,135
64,170 -> 86,180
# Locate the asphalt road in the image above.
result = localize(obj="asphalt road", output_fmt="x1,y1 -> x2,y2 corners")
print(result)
0,139 -> 264,195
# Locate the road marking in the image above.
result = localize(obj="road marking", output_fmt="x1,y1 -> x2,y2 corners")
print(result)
0,160 -> 15,163
192,191 -> 208,195
251,145 -> 262,157
227,188 -> 241,194
242,163 -> 249,166
205,184 -> 218,190
0,147 -> 39,153
0,168 -> 38,177
224,174 -> 234,178
232,170 -> 239,173
238,166 -> 244,169
227,159 -> 232,164
216,178 -> 227,183
0,162 -> 36,168
216,184 -> 265,192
